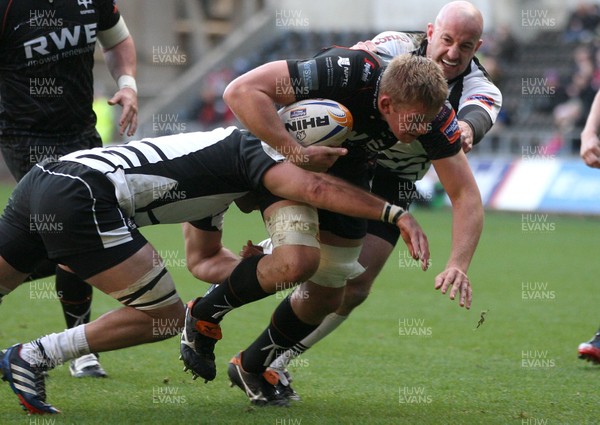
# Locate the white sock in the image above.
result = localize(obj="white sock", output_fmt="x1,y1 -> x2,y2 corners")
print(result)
20,325 -> 90,368
270,312 -> 348,370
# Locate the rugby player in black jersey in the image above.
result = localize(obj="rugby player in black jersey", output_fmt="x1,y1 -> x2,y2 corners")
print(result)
266,1 -> 502,396
0,0 -> 137,378
0,125 -> 428,414
181,45 -> 482,405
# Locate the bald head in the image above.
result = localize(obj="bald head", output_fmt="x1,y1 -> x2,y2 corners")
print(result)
436,1 -> 484,39
426,1 -> 484,80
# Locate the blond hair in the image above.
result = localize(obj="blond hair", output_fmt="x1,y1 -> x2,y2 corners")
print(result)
380,54 -> 448,111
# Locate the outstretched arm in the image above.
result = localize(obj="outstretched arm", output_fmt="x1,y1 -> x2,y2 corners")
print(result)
431,150 -> 483,309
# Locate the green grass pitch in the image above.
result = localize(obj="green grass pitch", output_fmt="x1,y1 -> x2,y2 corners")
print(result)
0,182 -> 598,424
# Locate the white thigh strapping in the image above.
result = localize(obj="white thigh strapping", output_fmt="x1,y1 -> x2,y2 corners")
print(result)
264,205 -> 319,249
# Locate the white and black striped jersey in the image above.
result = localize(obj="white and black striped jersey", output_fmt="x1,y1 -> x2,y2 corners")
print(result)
372,31 -> 503,182
59,127 -> 283,228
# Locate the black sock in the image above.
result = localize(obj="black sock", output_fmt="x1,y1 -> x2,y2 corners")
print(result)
191,254 -> 269,323
56,267 -> 93,328
241,295 -> 318,374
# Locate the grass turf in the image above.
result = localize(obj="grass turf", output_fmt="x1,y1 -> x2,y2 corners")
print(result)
0,182 -> 598,424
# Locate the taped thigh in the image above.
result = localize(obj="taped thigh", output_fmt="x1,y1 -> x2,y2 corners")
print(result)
265,205 -> 319,249
109,262 -> 179,311
310,244 -> 366,288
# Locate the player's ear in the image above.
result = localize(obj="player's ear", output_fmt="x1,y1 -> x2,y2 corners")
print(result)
426,23 -> 435,42
378,94 -> 393,115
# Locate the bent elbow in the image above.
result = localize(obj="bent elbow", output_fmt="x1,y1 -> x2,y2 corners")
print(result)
223,79 -> 248,109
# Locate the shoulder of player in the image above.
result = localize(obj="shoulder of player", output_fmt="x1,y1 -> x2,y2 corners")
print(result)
0,0 -> 41,43
319,46 -> 385,67
372,31 -> 426,56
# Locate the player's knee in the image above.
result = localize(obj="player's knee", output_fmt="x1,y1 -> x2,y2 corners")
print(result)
342,278 -> 373,311
274,250 -> 320,285
343,268 -> 377,307
265,204 -> 320,284
343,288 -> 370,310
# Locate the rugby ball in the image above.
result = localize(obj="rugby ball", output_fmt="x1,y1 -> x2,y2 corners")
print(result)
278,99 -> 353,147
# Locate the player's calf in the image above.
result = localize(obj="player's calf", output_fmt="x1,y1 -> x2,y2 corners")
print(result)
181,255 -> 269,381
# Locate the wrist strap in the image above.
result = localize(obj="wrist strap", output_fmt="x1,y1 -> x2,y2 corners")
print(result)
117,75 -> 137,93
381,202 -> 406,224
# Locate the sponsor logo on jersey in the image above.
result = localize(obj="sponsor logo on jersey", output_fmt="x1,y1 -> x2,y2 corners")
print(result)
465,94 -> 495,110
362,58 -> 375,82
337,57 -> 350,87
337,57 -> 350,67
295,60 -> 317,91
23,23 -> 97,59
324,57 -> 335,85
373,33 -> 409,45
77,0 -> 95,14
372,32 -> 425,54
440,112 -> 460,144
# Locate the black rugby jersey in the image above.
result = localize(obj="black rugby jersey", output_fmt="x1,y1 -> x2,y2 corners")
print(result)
286,47 -> 461,162
0,0 -> 120,135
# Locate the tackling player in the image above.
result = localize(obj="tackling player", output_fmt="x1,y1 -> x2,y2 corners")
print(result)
0,126 -> 426,414
0,0 -> 138,377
